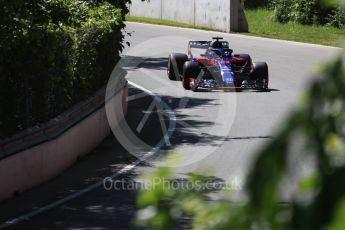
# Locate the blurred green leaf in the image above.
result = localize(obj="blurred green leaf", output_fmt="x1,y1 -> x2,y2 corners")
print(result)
298,174 -> 319,192
325,197 -> 345,230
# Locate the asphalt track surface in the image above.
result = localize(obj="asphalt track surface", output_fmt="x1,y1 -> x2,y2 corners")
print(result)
0,22 -> 340,229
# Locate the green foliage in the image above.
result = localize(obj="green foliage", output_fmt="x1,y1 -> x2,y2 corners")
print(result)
244,0 -> 271,9
246,52 -> 345,229
271,0 -> 292,23
0,0 -> 130,138
135,166 -> 243,230
327,6 -> 345,27
271,0 -> 345,27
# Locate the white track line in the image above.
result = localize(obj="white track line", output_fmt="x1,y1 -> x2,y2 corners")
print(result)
0,81 -> 163,229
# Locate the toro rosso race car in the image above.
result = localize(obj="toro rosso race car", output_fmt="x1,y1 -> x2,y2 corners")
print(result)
167,37 -> 269,92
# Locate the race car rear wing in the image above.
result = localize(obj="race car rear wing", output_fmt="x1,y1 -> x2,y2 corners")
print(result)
188,41 -> 230,49
188,40 -> 230,57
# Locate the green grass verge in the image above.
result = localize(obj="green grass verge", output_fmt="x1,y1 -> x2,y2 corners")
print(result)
244,8 -> 344,47
126,16 -> 222,32
126,9 -> 345,47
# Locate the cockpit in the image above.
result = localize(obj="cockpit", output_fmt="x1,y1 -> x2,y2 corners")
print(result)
206,48 -> 233,59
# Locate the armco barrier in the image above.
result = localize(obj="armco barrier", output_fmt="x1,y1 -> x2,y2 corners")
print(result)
129,0 -> 248,32
0,78 -> 127,202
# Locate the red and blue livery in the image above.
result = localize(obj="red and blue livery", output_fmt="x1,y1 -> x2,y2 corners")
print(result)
167,37 -> 269,92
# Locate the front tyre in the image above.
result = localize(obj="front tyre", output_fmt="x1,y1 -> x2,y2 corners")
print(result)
251,62 -> 269,90
182,77 -> 192,90
182,61 -> 201,90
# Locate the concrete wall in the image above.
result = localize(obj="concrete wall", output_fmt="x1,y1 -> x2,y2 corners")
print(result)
195,0 -> 230,32
0,87 -> 128,202
130,0 -> 162,19
162,0 -> 194,25
129,0 -> 248,32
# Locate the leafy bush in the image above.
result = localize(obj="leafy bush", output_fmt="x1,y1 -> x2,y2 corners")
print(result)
328,6 -> 345,27
271,0 -> 345,28
290,0 -> 322,24
271,0 -> 292,23
0,0 -> 130,138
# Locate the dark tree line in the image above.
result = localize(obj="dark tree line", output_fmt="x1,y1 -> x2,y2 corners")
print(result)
0,0 -> 131,138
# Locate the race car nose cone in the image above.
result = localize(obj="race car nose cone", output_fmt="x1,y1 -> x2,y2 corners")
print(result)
222,71 -> 234,84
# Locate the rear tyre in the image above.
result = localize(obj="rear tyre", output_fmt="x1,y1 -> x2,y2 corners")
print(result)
251,62 -> 269,90
233,54 -> 252,69
182,78 -> 191,90
182,61 -> 201,90
168,53 -> 188,81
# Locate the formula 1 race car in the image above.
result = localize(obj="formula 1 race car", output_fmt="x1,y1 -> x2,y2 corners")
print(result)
167,37 -> 269,92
